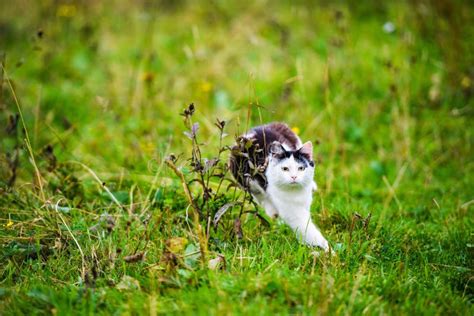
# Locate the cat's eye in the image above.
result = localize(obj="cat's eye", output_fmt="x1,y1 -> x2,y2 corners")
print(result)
298,166 -> 305,171
282,166 -> 289,172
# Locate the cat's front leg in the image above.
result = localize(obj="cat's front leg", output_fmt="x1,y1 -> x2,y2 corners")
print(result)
304,222 -> 329,251
248,179 -> 266,196
312,181 -> 318,192
289,216 -> 329,251
263,200 -> 279,219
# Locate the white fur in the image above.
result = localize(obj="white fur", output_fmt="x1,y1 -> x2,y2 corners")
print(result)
254,154 -> 328,250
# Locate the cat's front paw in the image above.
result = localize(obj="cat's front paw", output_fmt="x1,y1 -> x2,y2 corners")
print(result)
263,200 -> 279,219
264,207 -> 279,219
311,245 -> 336,257
319,239 -> 330,252
305,235 -> 329,251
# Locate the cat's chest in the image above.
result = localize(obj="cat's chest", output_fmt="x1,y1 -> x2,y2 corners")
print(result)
267,186 -> 311,207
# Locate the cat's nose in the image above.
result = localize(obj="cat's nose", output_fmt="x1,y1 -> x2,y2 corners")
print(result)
291,176 -> 297,180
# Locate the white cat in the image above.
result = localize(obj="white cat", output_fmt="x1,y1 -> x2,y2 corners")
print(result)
230,122 -> 329,250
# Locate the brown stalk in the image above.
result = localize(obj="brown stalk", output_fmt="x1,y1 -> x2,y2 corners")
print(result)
165,157 -> 207,263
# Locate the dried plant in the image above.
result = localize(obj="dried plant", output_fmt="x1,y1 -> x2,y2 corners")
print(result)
166,103 -> 269,249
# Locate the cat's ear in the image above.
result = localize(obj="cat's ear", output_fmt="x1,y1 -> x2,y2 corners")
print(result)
269,141 -> 285,156
299,141 -> 313,160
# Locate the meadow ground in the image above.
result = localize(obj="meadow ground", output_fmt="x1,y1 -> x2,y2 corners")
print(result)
0,1 -> 473,315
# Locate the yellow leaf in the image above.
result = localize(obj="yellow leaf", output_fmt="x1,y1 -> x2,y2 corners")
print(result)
57,4 -> 77,17
166,237 -> 188,253
461,76 -> 471,89
200,81 -> 213,93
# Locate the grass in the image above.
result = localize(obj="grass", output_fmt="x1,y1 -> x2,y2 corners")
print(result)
0,1 -> 473,315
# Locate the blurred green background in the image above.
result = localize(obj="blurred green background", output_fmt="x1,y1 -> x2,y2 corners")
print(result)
0,1 -> 473,314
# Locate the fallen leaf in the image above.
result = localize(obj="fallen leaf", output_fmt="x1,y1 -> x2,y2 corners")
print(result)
166,237 -> 188,253
208,254 -> 226,270
116,275 -> 140,291
213,202 -> 241,229
123,252 -> 145,263
184,243 -> 200,268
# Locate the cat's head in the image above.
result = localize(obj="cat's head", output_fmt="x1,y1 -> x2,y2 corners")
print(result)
266,141 -> 315,190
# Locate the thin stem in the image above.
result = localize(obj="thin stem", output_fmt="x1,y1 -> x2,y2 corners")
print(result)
2,64 -> 45,201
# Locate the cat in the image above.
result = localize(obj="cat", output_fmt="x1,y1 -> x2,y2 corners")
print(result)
230,122 -> 329,251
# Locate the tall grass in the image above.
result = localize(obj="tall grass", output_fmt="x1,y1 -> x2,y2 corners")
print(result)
0,1 -> 472,314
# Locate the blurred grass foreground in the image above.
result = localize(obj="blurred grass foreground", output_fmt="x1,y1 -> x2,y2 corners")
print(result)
0,1 -> 473,315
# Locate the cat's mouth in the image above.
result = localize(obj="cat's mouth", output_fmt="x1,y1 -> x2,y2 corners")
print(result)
286,181 -> 302,189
